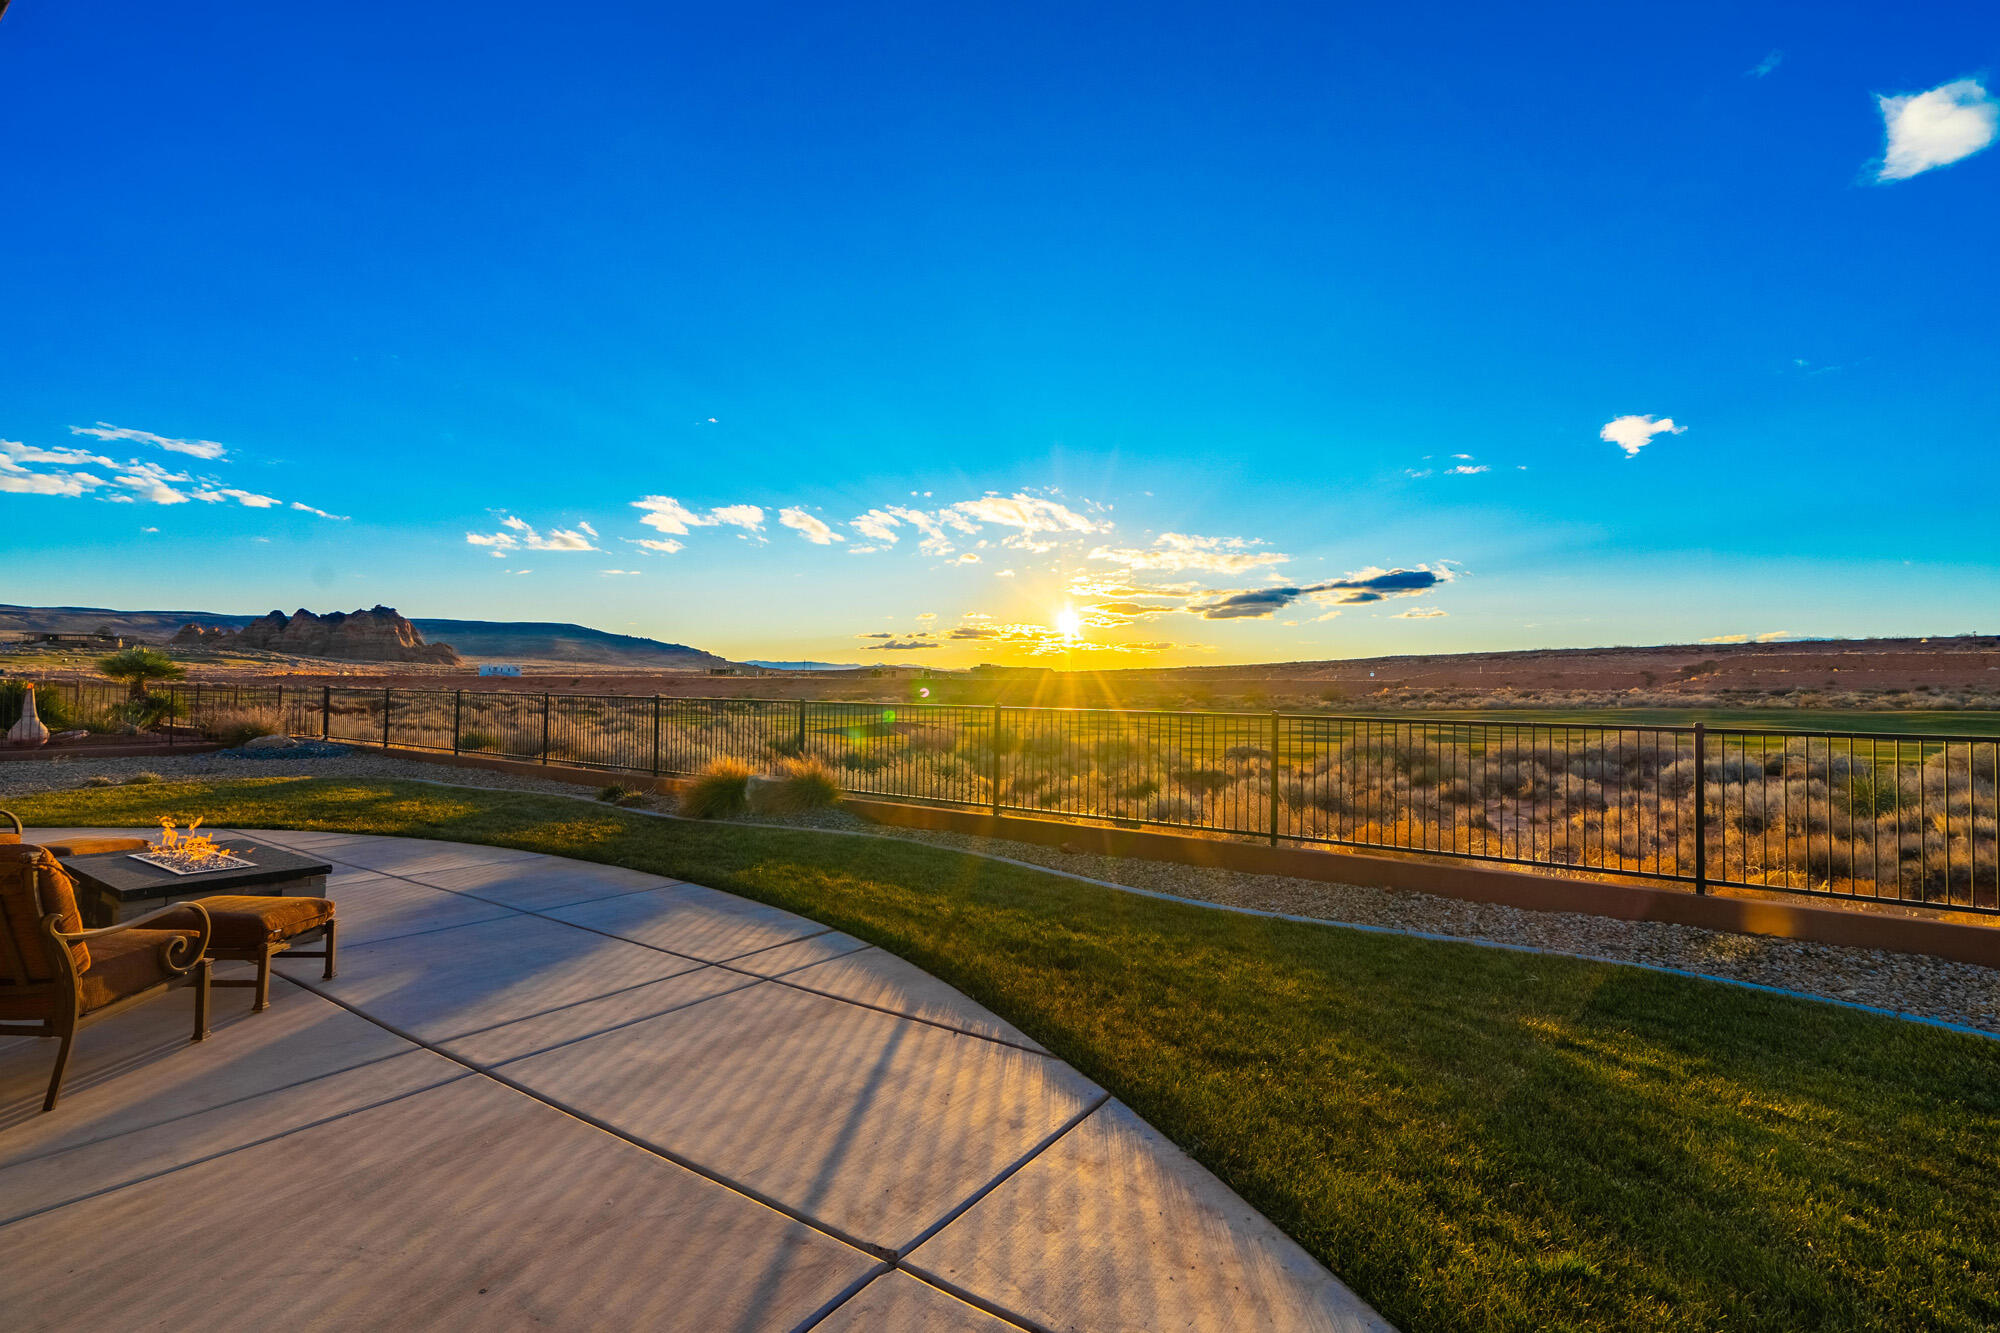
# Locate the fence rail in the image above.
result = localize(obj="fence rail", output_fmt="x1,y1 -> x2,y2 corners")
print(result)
8,679 -> 1997,915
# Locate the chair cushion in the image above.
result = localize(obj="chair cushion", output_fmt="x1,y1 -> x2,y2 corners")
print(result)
155,895 -> 335,951
73,928 -> 202,1013
0,845 -> 89,980
38,838 -> 152,857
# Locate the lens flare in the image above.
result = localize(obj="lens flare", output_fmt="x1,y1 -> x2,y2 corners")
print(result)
1054,607 -> 1082,640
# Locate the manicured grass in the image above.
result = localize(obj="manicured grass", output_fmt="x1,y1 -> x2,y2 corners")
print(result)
15,777 -> 2000,1332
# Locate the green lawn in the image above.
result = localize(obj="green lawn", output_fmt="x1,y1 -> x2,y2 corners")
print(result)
14,776 -> 2000,1333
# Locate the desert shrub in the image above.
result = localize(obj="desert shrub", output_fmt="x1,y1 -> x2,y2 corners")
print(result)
679,759 -> 753,820
458,729 -> 500,752
596,784 -> 649,808
1222,745 -> 1271,764
1117,778 -> 1161,801
1171,768 -> 1233,796
199,708 -> 280,748
84,775 -> 118,787
759,757 -> 843,814
835,750 -> 887,774
124,771 -> 162,785
766,734 -> 806,759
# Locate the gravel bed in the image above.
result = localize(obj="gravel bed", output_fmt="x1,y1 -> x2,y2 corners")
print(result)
9,753 -> 1995,1036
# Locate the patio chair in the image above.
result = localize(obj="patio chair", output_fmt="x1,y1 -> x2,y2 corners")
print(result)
0,844 -> 212,1114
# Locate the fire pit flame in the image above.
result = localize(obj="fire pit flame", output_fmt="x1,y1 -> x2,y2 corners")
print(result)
131,817 -> 256,876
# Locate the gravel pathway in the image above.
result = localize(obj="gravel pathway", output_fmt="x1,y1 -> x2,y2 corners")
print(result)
8,750 -> 1996,1037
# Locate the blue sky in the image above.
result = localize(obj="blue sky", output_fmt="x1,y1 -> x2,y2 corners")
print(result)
4,1 -> 1997,666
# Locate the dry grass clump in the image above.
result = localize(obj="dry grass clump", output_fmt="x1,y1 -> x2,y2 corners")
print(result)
197,707 -> 282,748
756,757 -> 844,815
680,758 -> 754,819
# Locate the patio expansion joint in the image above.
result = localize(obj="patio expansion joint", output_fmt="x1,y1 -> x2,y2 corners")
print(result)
0,1033 -> 421,1174
0,1071 -> 476,1232
300,856 -> 1064,1057
264,968 -> 1086,1319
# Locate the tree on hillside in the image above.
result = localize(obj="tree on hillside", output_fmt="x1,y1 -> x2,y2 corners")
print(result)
97,646 -> 186,698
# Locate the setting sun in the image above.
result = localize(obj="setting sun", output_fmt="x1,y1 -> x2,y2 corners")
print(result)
1054,606 -> 1083,640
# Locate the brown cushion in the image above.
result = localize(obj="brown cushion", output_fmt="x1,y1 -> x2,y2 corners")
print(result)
0,845 -> 88,980
73,928 -> 202,1013
37,837 -> 152,857
154,895 -> 335,951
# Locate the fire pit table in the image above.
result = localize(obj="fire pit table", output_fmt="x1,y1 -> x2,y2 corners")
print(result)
59,845 -> 334,928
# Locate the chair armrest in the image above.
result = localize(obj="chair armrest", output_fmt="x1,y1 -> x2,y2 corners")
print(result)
1,809 -> 21,838
50,902 -> 212,974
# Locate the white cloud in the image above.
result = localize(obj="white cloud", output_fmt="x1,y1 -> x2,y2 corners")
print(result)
466,515 -> 600,555
113,461 -> 194,504
849,508 -> 902,544
626,537 -> 685,555
709,504 -> 765,531
632,496 -> 705,535
948,493 -> 1103,535
70,422 -> 229,460
1392,607 -> 1448,619
1600,414 -> 1685,458
1747,50 -> 1782,78
996,568 -> 1016,578
779,507 -> 843,544
1876,79 -> 1997,181
599,569 -> 640,576
632,495 -> 765,537
193,487 -> 281,508
289,501 -> 348,520
956,552 -> 981,564
1447,464 -> 1490,475
1088,531 -> 1289,574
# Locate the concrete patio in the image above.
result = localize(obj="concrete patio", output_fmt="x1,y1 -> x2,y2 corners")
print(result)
1,827 -> 1391,1332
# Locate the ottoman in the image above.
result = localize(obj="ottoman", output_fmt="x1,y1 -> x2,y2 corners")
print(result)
159,895 -> 337,1012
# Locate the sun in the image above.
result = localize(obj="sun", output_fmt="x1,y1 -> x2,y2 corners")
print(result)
1054,606 -> 1083,640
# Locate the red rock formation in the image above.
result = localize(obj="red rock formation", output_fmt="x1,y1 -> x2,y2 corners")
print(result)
172,606 -> 461,665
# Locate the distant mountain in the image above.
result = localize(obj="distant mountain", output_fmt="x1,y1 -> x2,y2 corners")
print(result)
411,618 -> 726,669
744,660 -> 944,672
0,604 -> 728,670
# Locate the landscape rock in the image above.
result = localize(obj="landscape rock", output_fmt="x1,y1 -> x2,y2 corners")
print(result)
172,606 -> 461,665
51,729 -> 90,743
242,734 -> 299,751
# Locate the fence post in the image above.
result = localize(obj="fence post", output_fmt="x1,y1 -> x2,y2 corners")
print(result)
382,687 -> 392,751
453,689 -> 463,754
651,695 -> 661,775
1692,723 -> 1708,895
796,698 -> 807,755
276,684 -> 284,736
990,703 -> 1003,816
541,693 -> 551,765
1269,710 -> 1281,847
321,686 -> 330,740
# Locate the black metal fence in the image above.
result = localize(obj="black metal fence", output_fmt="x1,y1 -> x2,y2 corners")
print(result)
11,679 -> 1997,915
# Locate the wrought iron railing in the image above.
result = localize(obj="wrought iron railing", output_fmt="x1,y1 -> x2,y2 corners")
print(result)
13,679 -> 1998,915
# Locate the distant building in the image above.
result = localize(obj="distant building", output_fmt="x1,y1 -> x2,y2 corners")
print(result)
477,663 -> 521,677
26,632 -> 124,649
708,666 -> 739,676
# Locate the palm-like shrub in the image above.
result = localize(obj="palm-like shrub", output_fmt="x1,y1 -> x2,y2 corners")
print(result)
96,647 -> 186,698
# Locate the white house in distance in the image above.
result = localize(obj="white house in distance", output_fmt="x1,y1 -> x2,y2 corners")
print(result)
477,663 -> 521,677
